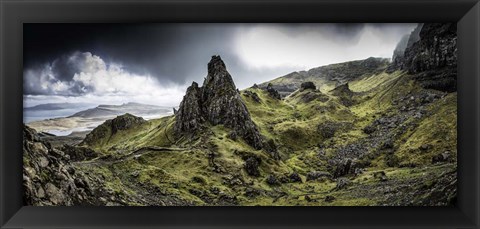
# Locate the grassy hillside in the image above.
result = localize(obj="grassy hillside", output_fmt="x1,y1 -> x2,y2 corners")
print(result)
258,57 -> 390,96
70,66 -> 456,206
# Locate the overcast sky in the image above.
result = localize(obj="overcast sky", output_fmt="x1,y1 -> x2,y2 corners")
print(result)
24,23 -> 417,107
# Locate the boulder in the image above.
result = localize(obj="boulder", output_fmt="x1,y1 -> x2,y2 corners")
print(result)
335,178 -> 351,190
289,172 -> 302,183
381,139 -> 395,149
333,159 -> 353,178
61,145 -> 99,161
244,157 -> 261,177
306,171 -> 332,181
373,171 -> 388,181
324,195 -> 336,203
244,187 -> 261,198
300,81 -> 316,91
432,151 -> 452,164
363,125 -> 376,134
266,174 -> 279,186
263,138 -> 280,160
317,121 -> 340,139
419,144 -> 431,151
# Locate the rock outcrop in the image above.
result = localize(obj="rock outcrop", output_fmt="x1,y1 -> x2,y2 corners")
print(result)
61,144 -> 99,161
243,90 -> 261,103
266,83 -> 282,99
403,23 -> 457,73
330,83 -> 356,106
174,82 -> 205,134
174,56 -> 263,150
82,113 -> 146,146
23,125 -> 106,205
391,23 -> 457,92
244,156 -> 261,177
389,23 -> 423,70
300,81 -> 316,91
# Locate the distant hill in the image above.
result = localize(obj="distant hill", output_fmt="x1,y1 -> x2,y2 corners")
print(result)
69,102 -> 170,118
24,102 -> 95,111
27,102 -> 174,136
258,57 -> 389,97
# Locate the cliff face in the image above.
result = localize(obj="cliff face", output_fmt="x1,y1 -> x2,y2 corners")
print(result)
392,23 -> 457,92
174,56 -> 263,150
390,23 -> 423,70
403,23 -> 457,74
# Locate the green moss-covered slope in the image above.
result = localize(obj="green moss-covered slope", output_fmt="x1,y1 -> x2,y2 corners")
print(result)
72,66 -> 456,206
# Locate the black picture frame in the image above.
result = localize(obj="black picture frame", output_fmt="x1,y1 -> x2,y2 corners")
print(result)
1,0 -> 479,228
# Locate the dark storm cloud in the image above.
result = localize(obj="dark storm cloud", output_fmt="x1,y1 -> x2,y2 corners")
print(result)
270,23 -> 417,44
275,23 -> 366,38
24,23 -> 417,96
24,24 -> 246,90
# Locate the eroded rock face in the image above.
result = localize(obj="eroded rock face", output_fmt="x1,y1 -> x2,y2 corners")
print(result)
243,90 -> 261,103
391,23 -> 457,92
306,171 -> 332,181
174,55 -> 263,150
403,23 -> 457,73
244,156 -> 261,177
266,83 -> 282,100
61,144 -> 99,162
389,24 -> 423,71
330,83 -> 353,97
330,83 -> 356,106
174,82 -> 205,134
23,125 -> 103,206
300,81 -> 316,91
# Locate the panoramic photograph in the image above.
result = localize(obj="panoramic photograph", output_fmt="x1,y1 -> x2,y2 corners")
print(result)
23,23 -> 457,206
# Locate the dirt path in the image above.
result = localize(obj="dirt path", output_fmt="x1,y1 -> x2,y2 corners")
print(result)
74,146 -> 187,166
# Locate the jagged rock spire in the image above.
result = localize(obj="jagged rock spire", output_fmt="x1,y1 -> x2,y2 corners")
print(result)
174,55 -> 263,150
174,82 -> 204,133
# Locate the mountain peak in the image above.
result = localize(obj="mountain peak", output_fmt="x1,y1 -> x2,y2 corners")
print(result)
203,55 -> 236,97
207,55 -> 226,74
175,56 -> 264,151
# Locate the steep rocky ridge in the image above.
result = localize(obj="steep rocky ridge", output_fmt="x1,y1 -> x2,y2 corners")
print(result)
175,55 -> 264,150
259,57 -> 389,97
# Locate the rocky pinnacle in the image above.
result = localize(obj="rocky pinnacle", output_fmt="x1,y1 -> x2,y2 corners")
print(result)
174,55 -> 263,150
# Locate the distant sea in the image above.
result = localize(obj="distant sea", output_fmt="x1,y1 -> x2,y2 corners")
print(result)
23,107 -> 94,123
